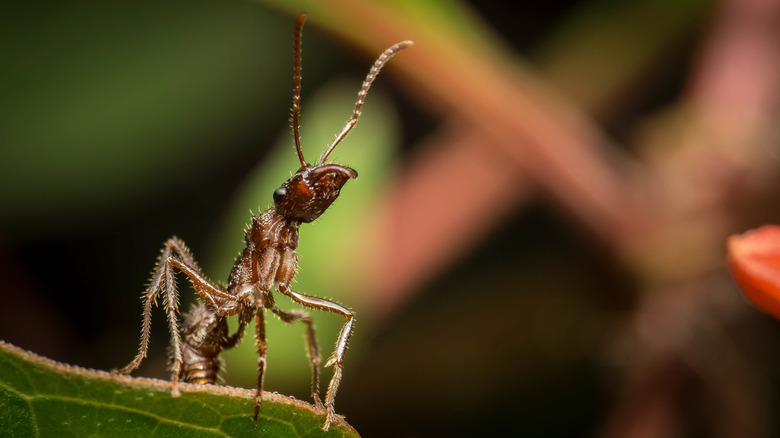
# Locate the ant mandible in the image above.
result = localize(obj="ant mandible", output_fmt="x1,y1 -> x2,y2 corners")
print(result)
113,13 -> 412,431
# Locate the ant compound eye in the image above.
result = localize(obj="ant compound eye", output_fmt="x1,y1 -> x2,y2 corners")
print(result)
273,187 -> 286,204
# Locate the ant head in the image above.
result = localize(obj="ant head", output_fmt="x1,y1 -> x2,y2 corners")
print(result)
275,14 -> 410,223
273,163 -> 357,223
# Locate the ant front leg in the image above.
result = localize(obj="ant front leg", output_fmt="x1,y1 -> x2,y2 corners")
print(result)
268,304 -> 322,407
114,237 -> 233,396
277,283 -> 355,431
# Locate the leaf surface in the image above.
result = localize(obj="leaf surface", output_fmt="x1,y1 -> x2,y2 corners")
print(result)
0,341 -> 358,438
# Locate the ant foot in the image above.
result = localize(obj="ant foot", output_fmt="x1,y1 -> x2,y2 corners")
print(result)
321,405 -> 341,431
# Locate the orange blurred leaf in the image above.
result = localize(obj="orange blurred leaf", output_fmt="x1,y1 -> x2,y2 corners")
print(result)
728,225 -> 780,320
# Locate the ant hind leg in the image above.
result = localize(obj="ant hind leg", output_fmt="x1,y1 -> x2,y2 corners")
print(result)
114,237 -> 230,397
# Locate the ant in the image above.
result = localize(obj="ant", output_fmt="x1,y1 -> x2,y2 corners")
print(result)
113,14 -> 411,430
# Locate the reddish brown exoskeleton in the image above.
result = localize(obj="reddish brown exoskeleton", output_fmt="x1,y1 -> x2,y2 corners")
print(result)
113,14 -> 411,430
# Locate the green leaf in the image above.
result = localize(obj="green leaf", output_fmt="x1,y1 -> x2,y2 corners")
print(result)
0,341 -> 359,437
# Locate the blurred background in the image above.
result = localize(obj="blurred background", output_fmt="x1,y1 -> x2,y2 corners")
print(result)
2,0 -> 780,436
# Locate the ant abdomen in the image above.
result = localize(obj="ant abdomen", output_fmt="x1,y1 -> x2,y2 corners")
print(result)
179,304 -> 232,384
180,357 -> 220,385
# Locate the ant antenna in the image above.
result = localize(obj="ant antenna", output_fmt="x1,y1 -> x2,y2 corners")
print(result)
318,40 -> 413,164
292,14 -> 307,168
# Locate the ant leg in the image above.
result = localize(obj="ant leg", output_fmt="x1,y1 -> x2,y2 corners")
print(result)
113,249 -> 168,376
277,284 -> 354,431
114,238 -> 190,376
252,308 -> 267,422
168,259 -> 235,309
223,318 -> 249,349
221,287 -> 256,349
161,239 -> 239,394
114,237 -> 234,395
162,258 -> 184,396
268,306 -> 322,407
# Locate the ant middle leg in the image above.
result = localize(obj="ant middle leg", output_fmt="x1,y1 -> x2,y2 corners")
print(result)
252,307 -> 268,422
223,318 -> 250,349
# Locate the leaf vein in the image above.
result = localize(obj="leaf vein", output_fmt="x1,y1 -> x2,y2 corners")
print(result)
30,394 -> 230,437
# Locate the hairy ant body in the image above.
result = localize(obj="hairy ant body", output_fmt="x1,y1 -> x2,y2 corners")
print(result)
114,14 -> 411,430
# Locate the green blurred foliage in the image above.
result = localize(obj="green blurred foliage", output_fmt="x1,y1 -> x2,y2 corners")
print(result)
0,0 -> 290,227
